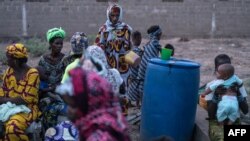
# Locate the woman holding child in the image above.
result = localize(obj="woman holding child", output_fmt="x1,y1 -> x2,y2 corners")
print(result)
38,27 -> 68,130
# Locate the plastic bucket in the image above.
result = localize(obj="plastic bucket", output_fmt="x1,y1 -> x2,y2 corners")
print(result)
161,48 -> 172,60
125,51 -> 141,67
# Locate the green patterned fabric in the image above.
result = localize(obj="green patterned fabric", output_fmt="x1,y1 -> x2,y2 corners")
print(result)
209,120 -> 224,141
209,119 -> 241,141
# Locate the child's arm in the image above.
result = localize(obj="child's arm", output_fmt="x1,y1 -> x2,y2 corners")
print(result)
201,88 -> 212,97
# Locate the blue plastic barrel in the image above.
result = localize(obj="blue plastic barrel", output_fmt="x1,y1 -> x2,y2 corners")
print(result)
140,58 -> 200,141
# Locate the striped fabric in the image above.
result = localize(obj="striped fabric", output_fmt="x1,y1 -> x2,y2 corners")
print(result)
137,37 -> 161,100
126,47 -> 143,101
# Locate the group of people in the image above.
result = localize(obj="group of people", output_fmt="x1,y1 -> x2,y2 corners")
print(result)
0,3 -> 170,141
0,3 -> 248,141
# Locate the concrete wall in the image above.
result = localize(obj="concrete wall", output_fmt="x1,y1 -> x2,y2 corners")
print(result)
0,0 -> 250,39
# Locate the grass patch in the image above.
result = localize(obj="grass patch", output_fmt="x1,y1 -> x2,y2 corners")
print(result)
22,37 -> 48,57
0,51 -> 7,65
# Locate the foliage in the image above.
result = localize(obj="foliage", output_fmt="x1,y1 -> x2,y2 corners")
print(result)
0,51 -> 7,65
22,37 -> 48,57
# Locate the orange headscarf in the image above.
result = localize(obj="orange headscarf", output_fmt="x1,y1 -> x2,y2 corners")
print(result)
6,43 -> 28,59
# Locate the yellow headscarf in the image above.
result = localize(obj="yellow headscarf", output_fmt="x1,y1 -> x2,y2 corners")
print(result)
6,43 -> 28,59
46,27 -> 66,42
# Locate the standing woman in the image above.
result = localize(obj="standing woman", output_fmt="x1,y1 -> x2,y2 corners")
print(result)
38,27 -> 67,130
95,4 -> 132,90
0,43 -> 40,141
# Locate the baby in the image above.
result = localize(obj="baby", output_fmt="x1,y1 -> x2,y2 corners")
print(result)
201,64 -> 242,125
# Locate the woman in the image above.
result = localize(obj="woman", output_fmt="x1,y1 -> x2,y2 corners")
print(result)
95,4 -> 132,90
85,45 -> 123,95
38,27 -> 68,130
137,25 -> 162,101
85,45 -> 130,115
56,67 -> 131,141
0,43 -> 40,140
61,32 -> 89,72
61,32 -> 88,84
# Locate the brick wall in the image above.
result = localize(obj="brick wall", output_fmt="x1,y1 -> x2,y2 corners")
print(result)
0,0 -> 250,39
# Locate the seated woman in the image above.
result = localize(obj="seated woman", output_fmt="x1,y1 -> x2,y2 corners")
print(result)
38,27 -> 68,130
61,32 -> 88,84
56,66 -> 131,141
0,43 -> 40,141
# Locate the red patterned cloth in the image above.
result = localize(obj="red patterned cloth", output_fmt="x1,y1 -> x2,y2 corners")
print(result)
68,68 -> 131,141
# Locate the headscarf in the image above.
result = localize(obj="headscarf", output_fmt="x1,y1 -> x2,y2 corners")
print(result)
104,4 -> 132,32
106,4 -> 123,24
85,45 -> 123,95
70,32 -> 88,55
60,68 -> 130,141
85,45 -> 108,69
6,43 -> 28,59
46,27 -> 66,42
149,27 -> 162,40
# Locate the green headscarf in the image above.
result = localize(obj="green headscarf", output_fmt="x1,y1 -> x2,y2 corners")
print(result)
46,27 -> 66,42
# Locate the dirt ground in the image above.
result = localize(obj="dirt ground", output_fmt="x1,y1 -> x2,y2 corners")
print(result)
1,38 -> 250,140
1,38 -> 250,85
129,38 -> 250,140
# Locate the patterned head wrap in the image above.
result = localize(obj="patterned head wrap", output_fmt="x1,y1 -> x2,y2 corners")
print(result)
106,4 -> 123,24
149,27 -> 162,39
85,45 -> 108,69
70,32 -> 88,55
46,27 -> 66,42
6,43 -> 28,59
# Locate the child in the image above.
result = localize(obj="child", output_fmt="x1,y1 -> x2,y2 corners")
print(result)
217,83 -> 240,125
126,31 -> 143,105
36,66 -> 50,96
164,44 -> 175,56
214,54 -> 231,73
204,54 -> 248,119
36,66 -> 62,108
201,64 -> 241,124
137,25 -> 162,101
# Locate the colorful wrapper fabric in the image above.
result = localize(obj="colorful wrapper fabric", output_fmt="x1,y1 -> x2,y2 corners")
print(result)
6,43 -> 28,59
70,32 -> 88,55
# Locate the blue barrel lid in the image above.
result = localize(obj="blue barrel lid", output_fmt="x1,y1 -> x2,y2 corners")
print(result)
149,57 -> 200,68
